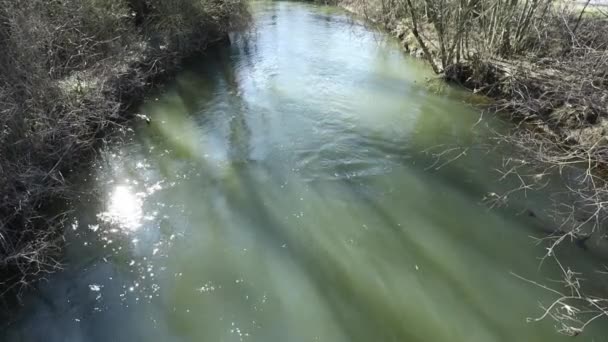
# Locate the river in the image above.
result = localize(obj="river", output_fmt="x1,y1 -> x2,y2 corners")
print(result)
2,1 -> 608,341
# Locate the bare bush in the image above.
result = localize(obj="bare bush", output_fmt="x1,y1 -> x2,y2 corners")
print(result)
513,256 -> 608,336
343,0 -> 608,334
0,0 -> 248,303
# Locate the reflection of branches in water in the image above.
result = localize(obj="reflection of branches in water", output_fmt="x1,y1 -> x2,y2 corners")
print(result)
512,255 -> 608,337
422,144 -> 469,171
487,127 -> 608,238
481,156 -> 550,209
414,114 -> 608,335
176,44 -> 253,163
481,125 -> 608,335
414,97 -> 489,173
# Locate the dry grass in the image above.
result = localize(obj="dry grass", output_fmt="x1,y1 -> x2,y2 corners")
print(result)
343,0 -> 608,334
0,0 -> 248,304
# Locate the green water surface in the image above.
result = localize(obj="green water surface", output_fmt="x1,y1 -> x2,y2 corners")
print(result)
3,1 -> 608,341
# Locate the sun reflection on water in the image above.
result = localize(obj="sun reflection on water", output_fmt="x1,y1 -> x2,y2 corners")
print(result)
98,185 -> 144,231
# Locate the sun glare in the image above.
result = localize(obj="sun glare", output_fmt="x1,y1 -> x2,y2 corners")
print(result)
98,185 -> 144,231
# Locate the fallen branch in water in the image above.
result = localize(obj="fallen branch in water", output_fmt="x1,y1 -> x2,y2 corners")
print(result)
512,255 -> 608,336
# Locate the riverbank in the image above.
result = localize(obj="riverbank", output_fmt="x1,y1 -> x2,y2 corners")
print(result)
340,0 -> 608,249
0,0 -> 248,303
339,0 -> 608,334
6,3 -> 608,338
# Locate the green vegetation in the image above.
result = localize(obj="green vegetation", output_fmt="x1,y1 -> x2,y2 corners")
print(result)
0,0 -> 248,302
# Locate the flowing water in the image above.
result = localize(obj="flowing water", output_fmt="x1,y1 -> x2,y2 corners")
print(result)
3,1 -> 608,341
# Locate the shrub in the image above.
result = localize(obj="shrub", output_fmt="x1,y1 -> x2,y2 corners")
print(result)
0,0 -> 248,302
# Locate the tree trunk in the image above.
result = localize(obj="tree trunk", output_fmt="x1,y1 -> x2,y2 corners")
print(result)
402,0 -> 441,73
